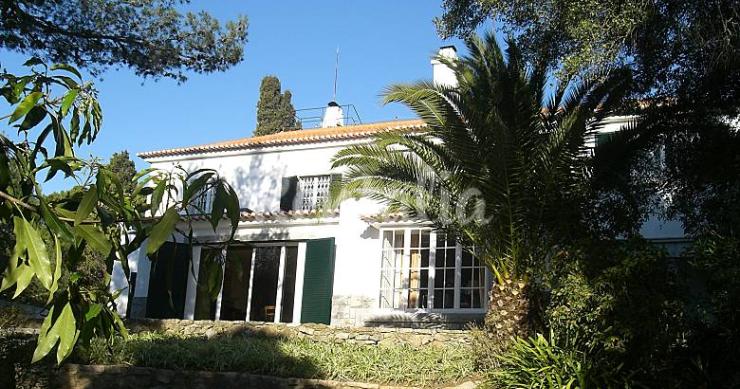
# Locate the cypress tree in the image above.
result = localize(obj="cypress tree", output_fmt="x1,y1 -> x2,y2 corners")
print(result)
255,76 -> 301,136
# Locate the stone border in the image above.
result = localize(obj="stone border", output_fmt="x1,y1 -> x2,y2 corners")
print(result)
126,318 -> 472,347
59,364 -> 392,388
58,364 -> 474,389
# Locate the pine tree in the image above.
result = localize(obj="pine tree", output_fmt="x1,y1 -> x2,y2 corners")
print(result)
108,151 -> 137,194
254,76 -> 301,136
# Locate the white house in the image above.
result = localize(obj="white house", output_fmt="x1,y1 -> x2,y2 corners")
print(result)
111,47 -> 688,329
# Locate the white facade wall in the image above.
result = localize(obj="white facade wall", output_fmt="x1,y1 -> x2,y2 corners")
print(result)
114,138 -> 399,326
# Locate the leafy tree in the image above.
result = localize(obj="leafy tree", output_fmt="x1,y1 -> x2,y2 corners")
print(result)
434,0 -> 739,112
436,0 -> 740,242
0,60 -> 241,364
1,0 -> 249,81
329,33 -> 631,341
254,76 -> 300,136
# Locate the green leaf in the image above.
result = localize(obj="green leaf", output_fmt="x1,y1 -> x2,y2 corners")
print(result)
23,57 -> 44,67
84,304 -> 103,321
70,110 -> 80,142
209,184 -> 227,230
19,105 -> 47,131
43,157 -> 78,182
182,172 -> 213,205
55,302 -> 79,364
38,196 -> 74,241
75,186 -> 97,226
146,207 -> 180,255
111,311 -> 129,338
46,236 -> 63,304
0,217 -> 27,294
10,91 -> 43,123
19,217 -> 53,290
50,63 -> 82,79
32,305 -> 58,363
12,265 -> 35,299
60,89 -> 78,117
132,167 -> 157,183
75,225 -> 112,256
52,118 -> 74,157
150,179 -> 166,214
0,152 -> 10,188
224,185 -> 241,234
52,75 -> 79,90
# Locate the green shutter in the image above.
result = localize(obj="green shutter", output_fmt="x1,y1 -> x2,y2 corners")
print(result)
300,238 -> 336,324
280,176 -> 298,211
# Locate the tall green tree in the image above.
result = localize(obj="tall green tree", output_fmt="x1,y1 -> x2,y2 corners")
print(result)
1,0 -> 249,81
108,151 -> 137,195
0,61 -> 241,364
254,76 -> 300,136
329,33 -> 631,340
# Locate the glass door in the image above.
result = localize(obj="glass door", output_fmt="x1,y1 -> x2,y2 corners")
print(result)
248,246 -> 281,321
195,243 -> 301,323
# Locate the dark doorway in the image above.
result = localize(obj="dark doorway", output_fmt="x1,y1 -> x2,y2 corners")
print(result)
279,246 -> 299,323
194,247 -> 222,320
146,242 -> 190,319
249,246 -> 281,321
220,246 -> 253,320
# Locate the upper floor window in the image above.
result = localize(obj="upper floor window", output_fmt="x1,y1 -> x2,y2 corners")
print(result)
185,183 -> 215,215
379,228 -> 488,311
296,175 -> 332,211
280,174 -> 339,212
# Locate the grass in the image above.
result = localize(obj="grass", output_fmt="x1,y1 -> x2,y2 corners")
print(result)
75,331 -> 477,386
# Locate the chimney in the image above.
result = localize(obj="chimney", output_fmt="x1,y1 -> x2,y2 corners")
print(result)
431,45 -> 458,88
321,101 -> 345,127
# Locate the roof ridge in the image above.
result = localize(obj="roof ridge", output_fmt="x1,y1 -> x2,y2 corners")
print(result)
138,118 -> 426,159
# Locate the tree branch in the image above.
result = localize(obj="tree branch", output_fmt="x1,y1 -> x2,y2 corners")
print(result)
0,188 -> 159,225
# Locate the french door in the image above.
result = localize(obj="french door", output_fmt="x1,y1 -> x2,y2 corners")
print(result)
205,244 -> 299,323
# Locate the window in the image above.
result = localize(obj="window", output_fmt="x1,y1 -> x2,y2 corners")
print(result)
296,175 -> 331,210
380,228 -> 488,311
186,183 -> 214,215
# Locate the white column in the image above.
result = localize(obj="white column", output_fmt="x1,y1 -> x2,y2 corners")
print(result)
183,246 -> 202,320
292,242 -> 307,324
133,239 -> 151,298
274,246 -> 287,323
244,248 -> 257,321
454,243 -> 462,309
214,246 -> 228,321
402,229 -> 411,309
428,232 -> 437,310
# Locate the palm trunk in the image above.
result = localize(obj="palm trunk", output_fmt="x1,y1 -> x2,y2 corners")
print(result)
484,275 -> 531,341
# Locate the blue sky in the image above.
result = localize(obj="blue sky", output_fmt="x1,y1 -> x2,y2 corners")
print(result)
1,1 -> 492,192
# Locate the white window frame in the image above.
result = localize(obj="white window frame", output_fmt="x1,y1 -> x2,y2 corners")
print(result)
378,227 -> 489,314
294,175 -> 332,211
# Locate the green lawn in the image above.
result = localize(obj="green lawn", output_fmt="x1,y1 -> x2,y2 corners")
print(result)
76,331 -> 478,386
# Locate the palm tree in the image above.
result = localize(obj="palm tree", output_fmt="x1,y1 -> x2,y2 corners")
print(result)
329,32 -> 631,340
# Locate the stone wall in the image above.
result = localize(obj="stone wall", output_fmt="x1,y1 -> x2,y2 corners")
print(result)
1,329 -> 57,389
57,364 -> 427,389
329,295 -> 484,330
127,318 -> 471,347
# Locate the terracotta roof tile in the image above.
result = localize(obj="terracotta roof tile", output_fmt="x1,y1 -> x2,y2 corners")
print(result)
138,119 -> 425,159
190,209 -> 340,223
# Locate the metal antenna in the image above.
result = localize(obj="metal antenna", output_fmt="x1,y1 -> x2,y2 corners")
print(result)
333,48 -> 339,102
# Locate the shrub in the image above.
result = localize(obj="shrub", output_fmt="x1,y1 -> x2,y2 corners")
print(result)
489,333 -> 592,389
